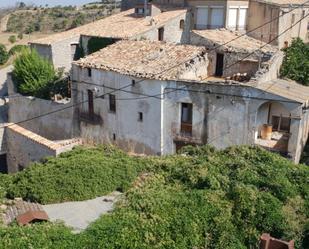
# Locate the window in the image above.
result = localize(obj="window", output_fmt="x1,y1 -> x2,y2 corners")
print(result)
210,7 -> 224,29
272,115 -> 291,133
196,7 -> 208,29
158,27 -> 164,41
180,103 -> 193,135
88,90 -> 94,119
138,112 -> 143,122
132,79 -> 136,86
87,68 -> 92,77
113,133 -> 116,141
109,94 -> 116,113
179,19 -> 185,29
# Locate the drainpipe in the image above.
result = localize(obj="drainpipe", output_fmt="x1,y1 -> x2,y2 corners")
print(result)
144,0 -> 148,17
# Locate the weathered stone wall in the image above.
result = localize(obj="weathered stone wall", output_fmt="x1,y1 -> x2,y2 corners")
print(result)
8,95 -> 76,140
162,80 -> 305,162
247,1 -> 309,48
136,11 -> 191,44
30,43 -> 53,62
6,124 -> 58,173
6,124 -> 81,173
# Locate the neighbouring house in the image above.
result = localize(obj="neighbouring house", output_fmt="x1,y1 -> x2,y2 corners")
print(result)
72,39 -> 309,163
30,6 -> 191,72
247,0 -> 309,48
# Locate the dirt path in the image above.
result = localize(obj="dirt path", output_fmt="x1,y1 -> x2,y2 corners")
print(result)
0,14 -> 10,32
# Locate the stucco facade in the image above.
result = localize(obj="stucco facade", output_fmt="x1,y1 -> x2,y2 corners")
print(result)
247,0 -> 309,48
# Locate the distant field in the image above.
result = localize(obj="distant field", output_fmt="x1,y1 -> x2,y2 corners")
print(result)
0,32 -> 50,50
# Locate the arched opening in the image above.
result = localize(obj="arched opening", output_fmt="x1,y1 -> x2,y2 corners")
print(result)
255,101 -> 291,154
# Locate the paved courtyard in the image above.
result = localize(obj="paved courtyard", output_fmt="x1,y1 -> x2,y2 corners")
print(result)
43,191 -> 122,232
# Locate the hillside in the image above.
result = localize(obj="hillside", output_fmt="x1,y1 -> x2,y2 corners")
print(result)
0,145 -> 308,248
6,2 -> 119,34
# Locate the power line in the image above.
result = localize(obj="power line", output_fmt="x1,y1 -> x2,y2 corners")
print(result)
1,2 -> 308,129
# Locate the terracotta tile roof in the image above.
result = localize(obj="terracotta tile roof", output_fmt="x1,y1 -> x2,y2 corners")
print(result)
31,8 -> 187,45
192,29 -> 277,54
73,40 -> 207,80
255,78 -> 309,104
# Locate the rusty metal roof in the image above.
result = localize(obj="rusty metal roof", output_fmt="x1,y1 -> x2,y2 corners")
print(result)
16,210 -> 49,225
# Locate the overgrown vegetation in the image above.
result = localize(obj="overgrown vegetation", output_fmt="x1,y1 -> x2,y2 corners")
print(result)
87,37 -> 117,54
0,44 -> 9,65
0,145 -> 308,248
6,4 -> 119,34
280,38 -> 309,85
12,48 -> 68,99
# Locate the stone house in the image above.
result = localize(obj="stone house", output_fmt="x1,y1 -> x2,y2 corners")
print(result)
30,6 -> 191,72
247,0 -> 309,48
71,39 -> 309,163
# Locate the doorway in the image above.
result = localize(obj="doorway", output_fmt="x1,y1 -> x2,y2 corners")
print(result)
158,27 -> 164,41
0,153 -> 7,173
215,53 -> 224,77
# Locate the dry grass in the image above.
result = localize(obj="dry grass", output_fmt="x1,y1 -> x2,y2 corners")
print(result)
0,32 -> 51,50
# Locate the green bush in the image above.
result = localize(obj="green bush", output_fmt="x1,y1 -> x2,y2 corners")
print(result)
6,146 -> 147,204
1,145 -> 308,248
0,44 -> 9,65
9,45 -> 28,56
12,48 -> 59,99
8,35 -> 16,44
280,38 -> 309,85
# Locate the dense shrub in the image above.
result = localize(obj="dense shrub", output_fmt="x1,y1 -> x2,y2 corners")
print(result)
6,146 -> 147,204
280,38 -> 309,85
0,44 -> 9,65
9,45 -> 28,56
1,145 -> 308,248
12,48 -> 60,99
8,35 -> 16,44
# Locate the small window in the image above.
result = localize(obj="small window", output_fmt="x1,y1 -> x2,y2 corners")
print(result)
180,103 -> 193,135
179,19 -> 185,29
88,89 -> 94,118
87,68 -> 92,77
158,27 -> 164,41
138,112 -> 143,122
291,13 -> 295,24
113,133 -> 116,141
132,79 -> 136,86
109,94 -> 116,113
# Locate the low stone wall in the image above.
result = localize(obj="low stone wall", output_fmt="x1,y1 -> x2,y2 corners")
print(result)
6,123 -> 81,173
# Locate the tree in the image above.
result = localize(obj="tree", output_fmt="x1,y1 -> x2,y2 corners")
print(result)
17,33 -> 23,40
280,38 -> 309,86
8,35 -> 16,44
0,44 -> 9,65
12,48 -> 59,99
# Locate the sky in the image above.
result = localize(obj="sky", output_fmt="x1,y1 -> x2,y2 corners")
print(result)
0,0 -> 94,8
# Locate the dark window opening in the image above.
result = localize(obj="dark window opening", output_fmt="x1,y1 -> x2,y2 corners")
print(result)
158,27 -> 164,41
109,94 -> 116,113
215,53 -> 224,77
132,80 -> 136,86
180,103 -> 193,135
179,19 -> 185,29
87,68 -> 92,77
272,115 -> 291,133
113,133 -> 116,141
88,90 -> 94,118
138,112 -> 143,122
0,154 -> 7,173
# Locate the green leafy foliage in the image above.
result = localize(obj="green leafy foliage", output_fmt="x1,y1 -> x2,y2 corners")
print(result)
9,45 -> 28,56
280,38 -> 309,85
0,44 -> 9,65
0,145 -> 308,248
87,37 -> 117,54
12,48 -> 61,99
6,146 -> 147,204
8,35 -> 16,44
